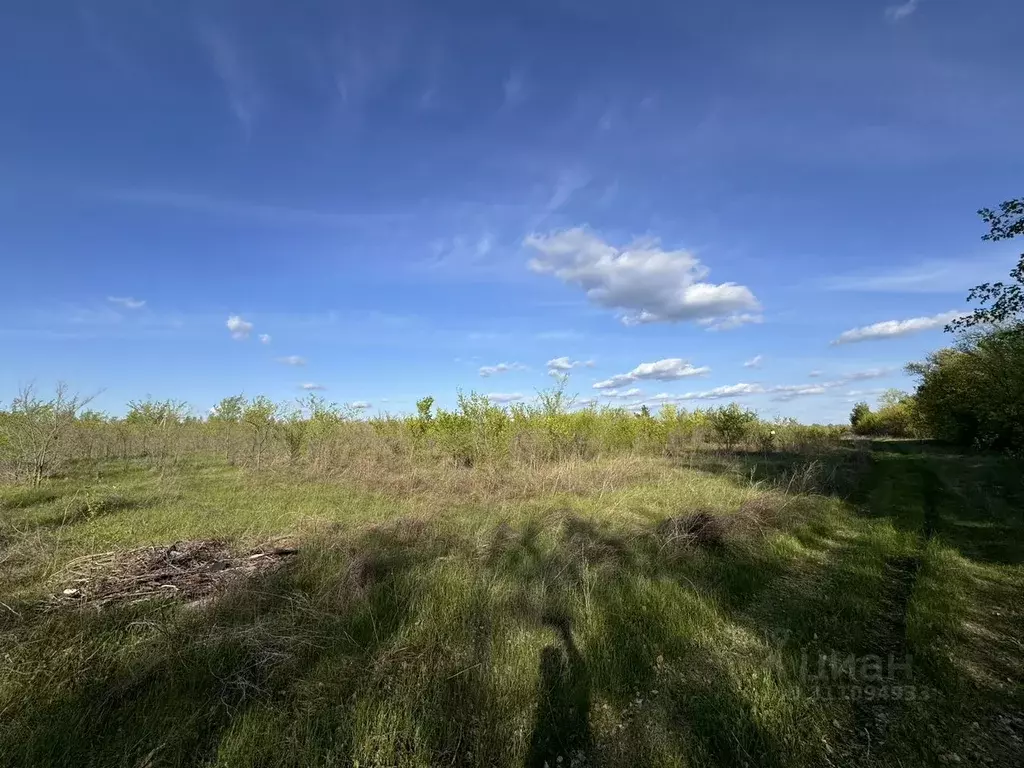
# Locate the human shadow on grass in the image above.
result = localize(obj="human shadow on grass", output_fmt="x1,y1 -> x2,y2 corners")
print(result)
856,447 -> 1024,565
525,614 -> 593,768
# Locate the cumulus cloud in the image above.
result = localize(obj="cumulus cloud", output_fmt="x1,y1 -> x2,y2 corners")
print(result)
349,401 -> 371,410
226,315 -> 253,340
546,356 -> 595,376
743,355 -> 763,369
259,334 -> 272,344
593,358 -> 709,390
107,296 -> 146,309
277,355 -> 306,366
300,382 -> 326,391
831,311 -> 964,345
487,392 -> 524,403
479,362 -> 527,377
524,229 -> 760,327
885,0 -> 920,22
599,387 -> 643,399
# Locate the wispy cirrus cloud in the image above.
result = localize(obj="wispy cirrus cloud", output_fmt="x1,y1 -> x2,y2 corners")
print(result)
259,334 -> 272,344
593,358 -> 709,390
94,188 -> 408,228
649,369 -> 895,404
673,383 -> 767,401
831,310 -> 964,345
300,382 -> 326,391
885,0 -> 920,23
479,362 -> 527,377
821,255 -> 1011,294
502,68 -> 527,107
743,355 -> 763,369
198,22 -> 262,131
525,229 -> 760,327
107,296 -> 146,310
276,355 -> 306,366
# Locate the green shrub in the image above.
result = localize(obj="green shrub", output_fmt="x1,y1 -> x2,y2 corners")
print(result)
708,404 -> 758,450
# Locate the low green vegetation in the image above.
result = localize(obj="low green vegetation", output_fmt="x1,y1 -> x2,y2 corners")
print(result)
1,420 -> 1022,766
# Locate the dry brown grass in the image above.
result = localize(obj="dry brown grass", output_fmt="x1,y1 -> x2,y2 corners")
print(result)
288,451 -> 676,505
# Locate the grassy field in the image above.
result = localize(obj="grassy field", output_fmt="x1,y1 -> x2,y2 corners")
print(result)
1,442 -> 1022,767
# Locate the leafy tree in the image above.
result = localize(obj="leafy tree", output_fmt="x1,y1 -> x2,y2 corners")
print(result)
209,394 -> 245,422
949,197 -> 1024,333
416,396 -> 435,421
909,328 -> 1024,452
850,402 -> 870,429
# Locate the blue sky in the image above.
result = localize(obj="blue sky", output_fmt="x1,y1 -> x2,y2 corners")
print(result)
2,0 -> 1022,421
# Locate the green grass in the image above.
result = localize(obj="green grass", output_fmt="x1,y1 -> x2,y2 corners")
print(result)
1,445 -> 1022,767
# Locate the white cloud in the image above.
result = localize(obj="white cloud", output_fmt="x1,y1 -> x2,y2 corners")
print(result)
743,355 -> 763,369
487,392 -> 524,404
259,334 -> 272,344
676,383 -> 766,401
593,358 -> 709,390
546,356 -> 595,375
769,384 -> 830,402
600,387 -> 644,399
524,229 -> 760,327
669,368 -> 895,403
277,355 -> 306,366
199,23 -> 262,130
843,367 -> 895,381
107,296 -> 146,309
699,313 -> 764,331
300,382 -> 326,391
479,362 -> 527,377
808,370 -> 823,378
831,310 -> 963,345
226,315 -> 253,340
885,0 -> 920,22
350,401 -> 371,410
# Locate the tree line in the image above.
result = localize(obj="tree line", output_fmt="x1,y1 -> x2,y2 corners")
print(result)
850,197 -> 1024,453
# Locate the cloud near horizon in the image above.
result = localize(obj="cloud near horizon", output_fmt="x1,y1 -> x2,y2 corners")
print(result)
479,362 -> 527,377
831,310 -> 964,345
593,358 -> 710,389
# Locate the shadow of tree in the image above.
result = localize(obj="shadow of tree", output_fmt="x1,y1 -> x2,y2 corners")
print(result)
2,442 -> 1022,767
